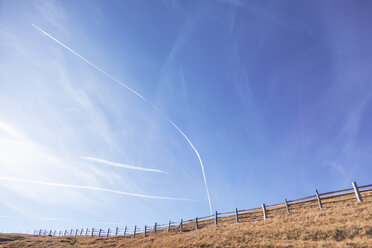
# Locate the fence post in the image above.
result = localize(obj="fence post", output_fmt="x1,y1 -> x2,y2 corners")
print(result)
85,228 -> 88,236
75,229 -> 78,236
352,182 -> 363,202
315,189 -> 322,209
107,228 -> 110,237
168,221 -> 171,232
180,219 -> 183,232
262,204 -> 267,220
115,227 -> 118,236
215,211 -> 218,225
154,222 -> 157,234
79,228 -> 83,235
64,230 -> 67,236
235,208 -> 239,223
98,229 -> 102,237
39,229 -> 42,235
91,228 -> 94,236
133,225 -> 136,238
70,229 -> 73,236
195,217 -> 198,230
144,225 -> 147,237
123,226 -> 127,236
284,198 -> 290,214
59,231 -> 61,236
53,231 -> 56,236
49,230 -> 52,235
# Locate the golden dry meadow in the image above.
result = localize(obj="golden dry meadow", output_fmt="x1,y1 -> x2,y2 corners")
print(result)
1,192 -> 371,248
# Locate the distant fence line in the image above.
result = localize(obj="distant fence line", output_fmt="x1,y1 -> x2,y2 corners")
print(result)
33,181 -> 372,238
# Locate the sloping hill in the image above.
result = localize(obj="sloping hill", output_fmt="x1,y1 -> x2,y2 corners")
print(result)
1,196 -> 371,247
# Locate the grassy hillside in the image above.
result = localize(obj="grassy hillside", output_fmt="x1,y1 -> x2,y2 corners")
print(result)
1,196 -> 371,247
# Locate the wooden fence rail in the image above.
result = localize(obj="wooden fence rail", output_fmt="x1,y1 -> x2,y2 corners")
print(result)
33,181 -> 372,238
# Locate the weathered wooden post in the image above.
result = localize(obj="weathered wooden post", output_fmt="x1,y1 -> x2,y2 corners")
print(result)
262,203 -> 267,220
195,217 -> 198,229
133,225 -> 137,238
123,226 -> 127,236
180,219 -> 183,232
98,229 -> 102,237
284,198 -> 290,214
352,182 -> 363,202
107,228 -> 110,237
80,228 -> 83,235
64,230 -> 67,236
235,208 -> 239,223
215,211 -> 218,225
85,228 -> 89,236
144,225 -> 147,237
49,230 -> 52,235
59,231 -> 61,236
168,221 -> 171,232
115,227 -> 118,236
54,231 -> 56,236
75,229 -> 78,236
153,222 -> 157,234
91,228 -> 94,236
70,229 -> 73,236
39,229 -> 42,235
315,189 -> 323,209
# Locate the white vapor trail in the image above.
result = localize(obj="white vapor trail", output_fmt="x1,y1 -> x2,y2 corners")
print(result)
32,24 -> 213,214
0,176 -> 191,201
83,157 -> 166,173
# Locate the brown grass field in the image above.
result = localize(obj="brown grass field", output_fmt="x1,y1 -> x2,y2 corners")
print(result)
1,193 -> 371,248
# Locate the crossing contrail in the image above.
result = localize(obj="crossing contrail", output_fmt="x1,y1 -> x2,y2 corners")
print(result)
0,176 -> 191,201
83,157 -> 166,173
32,24 -> 212,214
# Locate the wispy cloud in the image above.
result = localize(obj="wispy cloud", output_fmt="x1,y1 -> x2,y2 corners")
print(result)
0,121 -> 29,142
32,24 -> 212,214
83,157 -> 166,173
0,215 -> 15,219
0,176 -> 191,201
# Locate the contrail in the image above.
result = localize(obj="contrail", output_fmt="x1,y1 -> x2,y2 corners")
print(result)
83,157 -> 166,174
0,176 -> 191,201
32,24 -> 213,214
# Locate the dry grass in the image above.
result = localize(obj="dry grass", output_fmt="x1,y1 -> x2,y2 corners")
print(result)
1,195 -> 371,247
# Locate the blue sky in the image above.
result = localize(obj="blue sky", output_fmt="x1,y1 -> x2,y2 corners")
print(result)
0,0 -> 372,233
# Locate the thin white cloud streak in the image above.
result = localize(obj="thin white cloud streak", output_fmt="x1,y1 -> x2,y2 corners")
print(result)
164,117 -> 212,214
32,24 -> 147,102
0,215 -> 15,218
0,176 -> 191,201
83,157 -> 166,174
0,121 -> 28,142
32,24 -> 213,214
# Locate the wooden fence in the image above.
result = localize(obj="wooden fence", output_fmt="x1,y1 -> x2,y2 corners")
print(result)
33,181 -> 372,238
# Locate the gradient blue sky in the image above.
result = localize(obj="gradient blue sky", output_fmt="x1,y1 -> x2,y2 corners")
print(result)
1,0 -> 372,233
